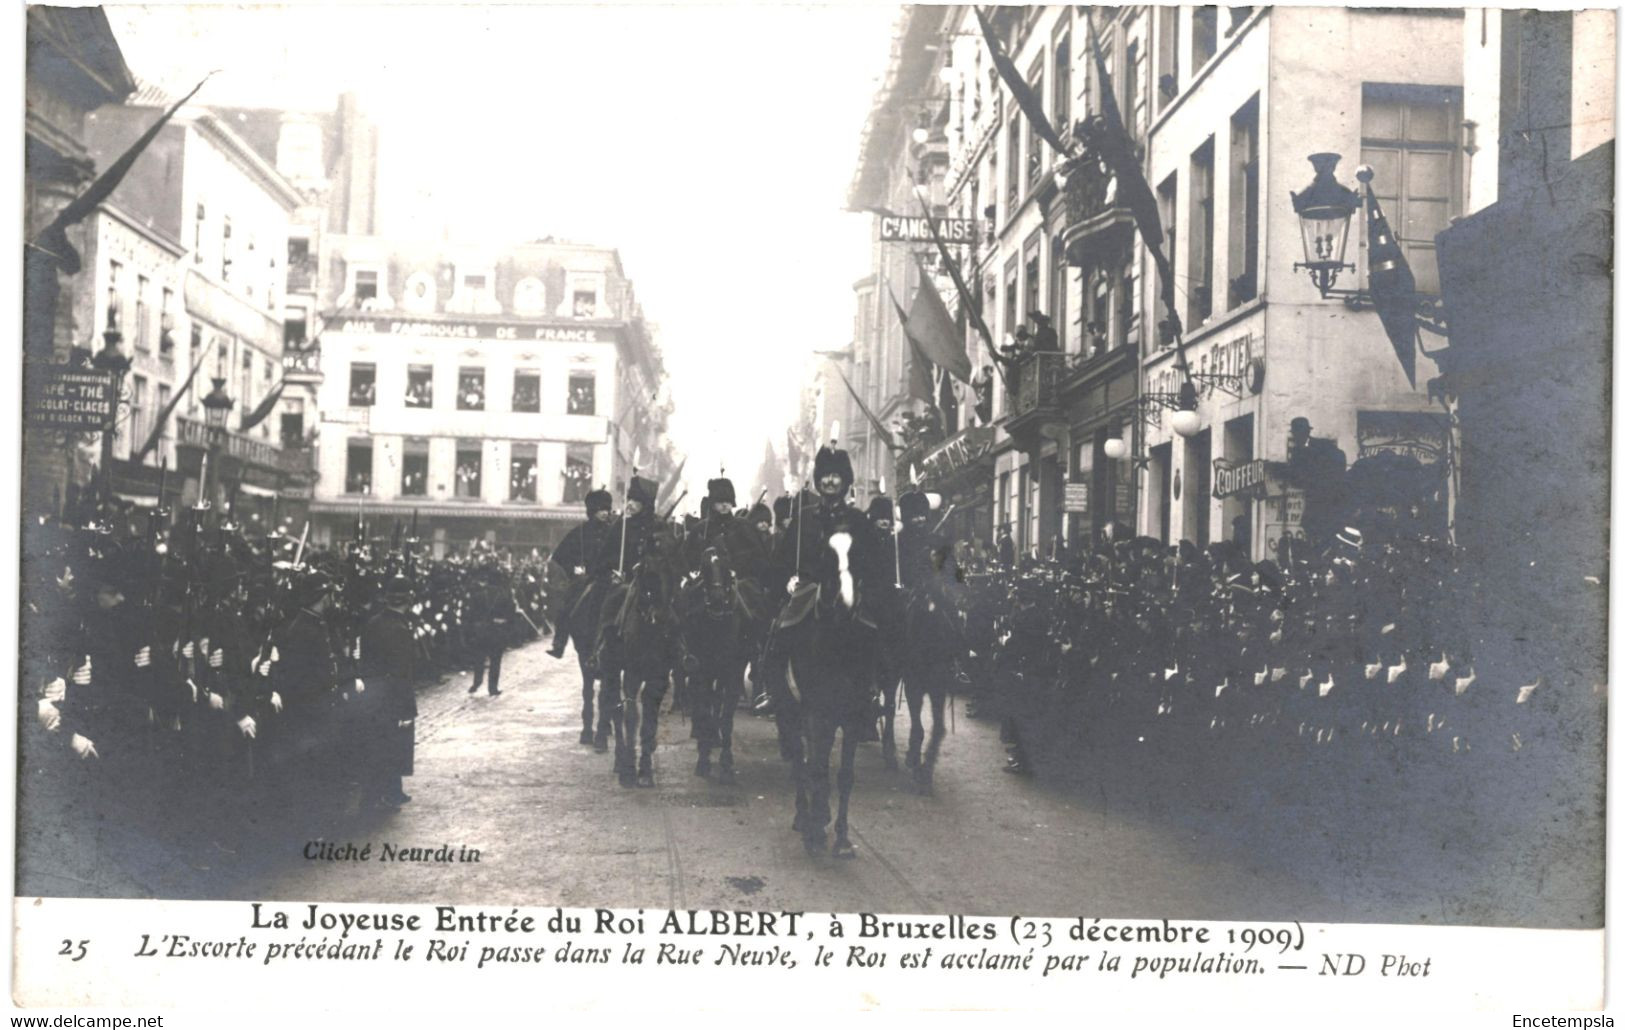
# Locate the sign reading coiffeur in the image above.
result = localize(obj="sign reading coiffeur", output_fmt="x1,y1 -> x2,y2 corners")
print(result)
878,216 -> 980,244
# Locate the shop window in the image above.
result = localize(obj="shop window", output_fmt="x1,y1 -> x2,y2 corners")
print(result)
346,440 -> 373,495
348,362 -> 375,407
406,365 -> 434,408
509,442 -> 538,501
563,443 -> 594,503
401,438 -> 429,496
513,370 -> 541,413
567,373 -> 596,416
454,441 -> 482,498
458,367 -> 486,410
1360,83 -> 1461,295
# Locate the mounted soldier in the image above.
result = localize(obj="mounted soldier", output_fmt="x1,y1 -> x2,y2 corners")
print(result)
895,488 -> 964,792
546,487 -> 615,660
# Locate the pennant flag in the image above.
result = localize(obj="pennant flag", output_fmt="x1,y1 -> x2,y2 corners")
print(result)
133,346 -> 209,461
916,196 -> 998,360
33,73 -> 216,263
906,334 -> 935,404
1364,189 -> 1420,386
832,365 -> 899,452
905,257 -> 973,382
974,6 -> 1069,157
1080,12 -> 1181,341
656,454 -> 687,510
238,378 -> 286,433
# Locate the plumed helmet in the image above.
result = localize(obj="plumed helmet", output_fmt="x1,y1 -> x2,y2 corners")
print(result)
585,487 -> 613,516
706,477 -> 736,506
812,445 -> 854,492
628,475 -> 658,509
898,490 -> 931,522
867,495 -> 894,521
381,570 -> 414,604
749,502 -> 772,525
291,567 -> 334,608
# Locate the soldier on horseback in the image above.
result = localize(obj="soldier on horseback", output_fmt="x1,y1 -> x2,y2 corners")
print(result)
545,487 -> 614,662
895,488 -> 965,793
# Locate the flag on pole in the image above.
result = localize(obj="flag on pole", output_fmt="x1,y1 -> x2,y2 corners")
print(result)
832,366 -> 899,452
238,378 -> 286,433
906,334 -> 935,404
917,195 -> 997,359
133,346 -> 209,461
907,256 -> 974,382
974,6 -> 1069,157
1363,188 -> 1420,386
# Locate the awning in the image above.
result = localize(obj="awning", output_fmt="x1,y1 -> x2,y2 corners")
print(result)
237,482 -> 279,498
112,492 -> 158,508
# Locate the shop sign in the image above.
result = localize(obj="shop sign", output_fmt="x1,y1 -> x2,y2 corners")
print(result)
919,425 -> 996,482
877,216 -> 979,244
26,365 -> 115,431
1357,411 -> 1448,465
1148,330 -> 1258,401
336,317 -> 617,345
1064,482 -> 1089,513
1212,457 -> 1268,499
1262,490 -> 1306,559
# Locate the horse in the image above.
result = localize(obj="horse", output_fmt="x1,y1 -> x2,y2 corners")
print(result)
555,575 -> 616,752
777,530 -> 881,857
602,553 -> 683,789
681,547 -> 752,784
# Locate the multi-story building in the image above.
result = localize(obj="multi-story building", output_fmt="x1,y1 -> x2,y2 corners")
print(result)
846,5 -> 1471,562
81,81 -> 307,523
23,7 -> 135,511
305,237 -> 668,555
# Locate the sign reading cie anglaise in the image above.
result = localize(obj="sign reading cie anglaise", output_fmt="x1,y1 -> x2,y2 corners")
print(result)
337,318 -> 619,344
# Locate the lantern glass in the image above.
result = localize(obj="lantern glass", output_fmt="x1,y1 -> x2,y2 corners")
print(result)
1289,153 -> 1361,295
1102,436 -> 1127,461
1170,408 -> 1202,439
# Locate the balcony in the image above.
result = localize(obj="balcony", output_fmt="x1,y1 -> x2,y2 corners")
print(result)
283,343 -> 323,385
1059,150 -> 1136,266
1001,351 -> 1071,439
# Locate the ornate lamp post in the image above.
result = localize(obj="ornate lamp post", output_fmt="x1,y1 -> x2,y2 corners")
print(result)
1290,153 -> 1363,298
91,310 -> 131,502
200,376 -> 234,509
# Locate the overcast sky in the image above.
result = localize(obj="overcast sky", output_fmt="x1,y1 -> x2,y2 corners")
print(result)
105,2 -> 899,504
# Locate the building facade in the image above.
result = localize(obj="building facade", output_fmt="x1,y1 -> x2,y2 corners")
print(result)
81,83 -> 308,524
305,238 -> 667,555
844,5 -> 1473,562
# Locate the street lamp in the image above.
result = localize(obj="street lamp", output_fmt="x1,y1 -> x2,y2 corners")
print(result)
1290,153 -> 1362,298
91,324 -> 131,501
201,376 -> 233,508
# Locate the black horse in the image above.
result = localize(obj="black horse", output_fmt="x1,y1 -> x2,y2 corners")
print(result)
779,531 -> 880,857
682,547 -> 753,784
556,577 -> 616,751
602,555 -> 682,788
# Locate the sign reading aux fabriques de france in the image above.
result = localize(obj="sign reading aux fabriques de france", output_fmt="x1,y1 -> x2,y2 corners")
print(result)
25,364 -> 116,432
336,317 -> 618,345
877,215 -> 980,244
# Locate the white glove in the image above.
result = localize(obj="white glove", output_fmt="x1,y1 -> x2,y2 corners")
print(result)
134,645 -> 152,668
786,575 -> 800,595
270,692 -> 283,714
236,715 -> 257,739
72,658 -> 92,686
70,733 -> 98,760
257,656 -> 273,676
37,699 -> 61,732
355,678 -> 365,694
43,677 -> 66,703
270,645 -> 279,662
181,641 -> 196,659
573,566 -> 585,576
208,691 -> 225,711
209,648 -> 224,670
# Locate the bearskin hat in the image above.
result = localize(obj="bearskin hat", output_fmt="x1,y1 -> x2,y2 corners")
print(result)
772,495 -> 793,526
898,490 -> 931,522
748,502 -> 772,526
628,475 -> 658,509
585,487 -> 613,516
867,496 -> 894,521
706,477 -> 736,506
812,445 -> 854,492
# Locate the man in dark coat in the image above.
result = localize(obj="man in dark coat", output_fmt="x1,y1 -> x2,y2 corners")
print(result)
1285,416 -> 1350,551
592,475 -> 661,582
467,553 -> 516,697
546,487 -> 614,659
357,572 -> 418,810
867,493 -> 903,762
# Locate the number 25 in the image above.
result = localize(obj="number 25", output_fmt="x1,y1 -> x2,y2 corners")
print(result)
59,939 -> 87,961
